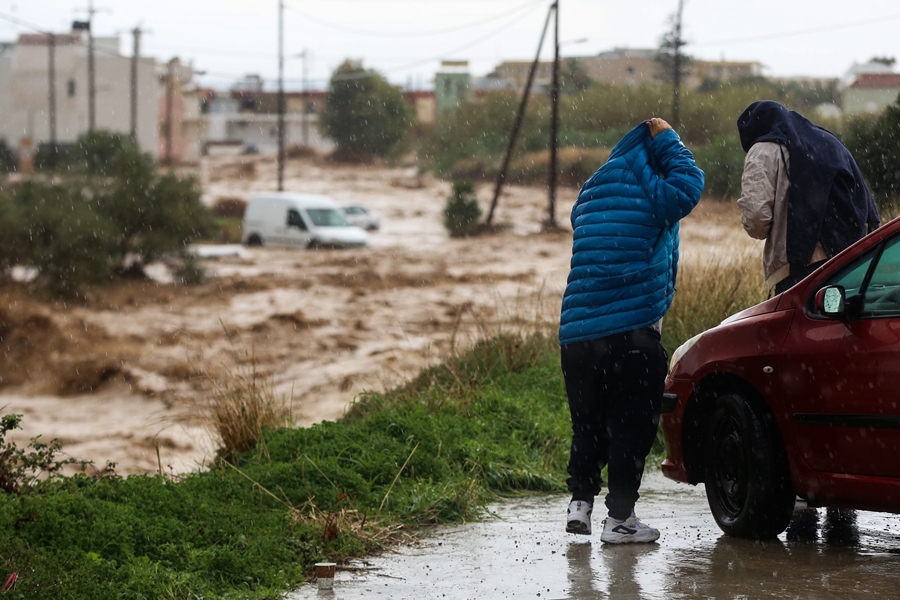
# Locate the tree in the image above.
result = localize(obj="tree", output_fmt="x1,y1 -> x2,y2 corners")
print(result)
656,0 -> 691,128
320,60 -> 413,159
870,56 -> 896,67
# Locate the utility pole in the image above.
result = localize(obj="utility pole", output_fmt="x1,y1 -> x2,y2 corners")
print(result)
130,27 -> 141,139
165,59 -> 174,165
671,0 -> 685,129
48,33 -> 57,148
301,49 -> 309,148
486,3 -> 554,226
547,1 -> 560,230
87,0 -> 96,132
277,0 -> 286,191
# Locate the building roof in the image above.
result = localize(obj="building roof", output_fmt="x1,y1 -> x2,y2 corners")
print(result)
849,73 -> 900,89
18,33 -> 83,46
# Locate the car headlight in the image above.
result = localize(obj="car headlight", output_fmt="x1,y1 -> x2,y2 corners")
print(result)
669,332 -> 703,371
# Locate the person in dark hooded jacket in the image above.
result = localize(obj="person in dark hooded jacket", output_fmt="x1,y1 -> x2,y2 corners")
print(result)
736,100 -> 880,294
561,118 -> 704,544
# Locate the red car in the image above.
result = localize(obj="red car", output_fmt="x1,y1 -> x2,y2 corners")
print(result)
662,215 -> 900,538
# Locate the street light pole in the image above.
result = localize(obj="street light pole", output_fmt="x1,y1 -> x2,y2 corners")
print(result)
130,27 -> 141,139
301,49 -> 309,148
547,1 -> 560,230
277,0 -> 285,192
87,0 -> 96,132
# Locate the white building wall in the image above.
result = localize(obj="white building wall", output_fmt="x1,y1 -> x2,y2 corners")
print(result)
0,35 -> 159,155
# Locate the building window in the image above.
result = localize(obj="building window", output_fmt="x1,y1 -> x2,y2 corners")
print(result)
67,79 -> 76,97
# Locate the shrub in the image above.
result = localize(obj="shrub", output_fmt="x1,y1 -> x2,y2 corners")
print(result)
7,181 -> 118,295
692,134 -> 746,199
0,131 -> 215,295
450,146 -> 611,188
842,97 -> 900,214
212,197 -> 247,219
0,139 -> 16,172
443,180 -> 483,237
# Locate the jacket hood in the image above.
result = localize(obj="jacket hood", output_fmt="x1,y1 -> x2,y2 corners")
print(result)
607,121 -> 652,162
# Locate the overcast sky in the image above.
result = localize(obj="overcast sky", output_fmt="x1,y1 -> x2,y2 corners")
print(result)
4,0 -> 900,90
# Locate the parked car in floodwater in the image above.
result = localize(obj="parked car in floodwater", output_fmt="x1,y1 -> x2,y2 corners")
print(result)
340,204 -> 381,231
242,193 -> 368,248
662,215 -> 900,539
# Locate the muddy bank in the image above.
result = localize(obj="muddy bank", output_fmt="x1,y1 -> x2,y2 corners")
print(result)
0,157 -> 760,474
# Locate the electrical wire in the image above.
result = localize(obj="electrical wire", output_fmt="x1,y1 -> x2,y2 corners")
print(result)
0,10 -> 48,34
329,1 -> 546,82
694,13 -> 900,47
288,0 -> 544,39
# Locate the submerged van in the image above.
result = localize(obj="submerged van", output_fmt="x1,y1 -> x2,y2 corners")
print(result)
242,193 -> 368,248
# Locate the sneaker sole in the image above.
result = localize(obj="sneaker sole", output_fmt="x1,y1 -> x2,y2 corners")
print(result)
599,531 -> 660,544
566,520 -> 591,535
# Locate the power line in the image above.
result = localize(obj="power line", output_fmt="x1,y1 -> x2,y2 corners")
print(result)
327,1 -> 545,82
0,10 -> 47,33
694,13 -> 900,48
288,0 -> 543,39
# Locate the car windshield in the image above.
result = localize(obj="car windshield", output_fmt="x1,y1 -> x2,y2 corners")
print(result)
306,208 -> 349,227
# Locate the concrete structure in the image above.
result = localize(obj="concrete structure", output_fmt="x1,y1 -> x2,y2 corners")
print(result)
843,73 -> 900,115
488,60 -> 554,88
0,27 -> 159,157
158,58 -> 207,164
204,112 -> 332,154
693,59 -> 762,84
486,48 -> 763,90
574,48 -> 661,87
435,61 -> 472,119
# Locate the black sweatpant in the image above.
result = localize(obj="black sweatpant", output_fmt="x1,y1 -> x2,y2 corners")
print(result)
561,327 -> 667,521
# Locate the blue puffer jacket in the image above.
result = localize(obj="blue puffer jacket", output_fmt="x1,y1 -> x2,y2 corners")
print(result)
559,124 -> 704,346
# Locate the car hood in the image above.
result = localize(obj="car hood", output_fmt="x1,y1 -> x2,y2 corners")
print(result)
719,294 -> 782,326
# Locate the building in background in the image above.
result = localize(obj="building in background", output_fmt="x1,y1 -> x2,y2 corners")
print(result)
843,73 -> 900,115
0,25 -> 159,159
158,58 -> 207,163
574,48 -> 661,87
435,61 -> 472,119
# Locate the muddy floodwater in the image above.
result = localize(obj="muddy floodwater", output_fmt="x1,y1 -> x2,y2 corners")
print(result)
287,473 -> 900,599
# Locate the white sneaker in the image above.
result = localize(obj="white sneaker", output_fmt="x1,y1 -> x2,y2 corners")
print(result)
566,501 -> 593,535
600,513 -> 660,544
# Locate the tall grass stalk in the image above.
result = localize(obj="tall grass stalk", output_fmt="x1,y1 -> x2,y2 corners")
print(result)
200,355 -> 291,458
663,252 -> 767,356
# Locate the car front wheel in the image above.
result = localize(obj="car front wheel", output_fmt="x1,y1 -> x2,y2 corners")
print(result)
704,392 -> 794,539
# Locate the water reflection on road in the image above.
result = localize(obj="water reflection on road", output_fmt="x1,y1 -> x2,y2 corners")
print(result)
286,473 -> 900,599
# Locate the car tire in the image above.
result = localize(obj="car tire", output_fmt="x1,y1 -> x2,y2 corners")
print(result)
246,234 -> 263,246
703,392 -> 794,539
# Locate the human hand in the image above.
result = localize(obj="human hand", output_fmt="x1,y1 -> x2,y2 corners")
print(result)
647,118 -> 673,139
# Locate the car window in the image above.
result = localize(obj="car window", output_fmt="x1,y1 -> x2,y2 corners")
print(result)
287,209 -> 307,230
861,235 -> 900,317
826,246 -> 876,297
307,208 -> 349,227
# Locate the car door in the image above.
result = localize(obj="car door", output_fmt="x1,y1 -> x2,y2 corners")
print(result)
780,233 -> 900,477
283,208 -> 312,247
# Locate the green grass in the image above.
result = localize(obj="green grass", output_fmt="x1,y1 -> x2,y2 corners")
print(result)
0,256 -> 767,598
0,333 -> 572,599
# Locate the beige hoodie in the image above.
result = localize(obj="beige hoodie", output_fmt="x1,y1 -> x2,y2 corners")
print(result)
736,142 -> 827,290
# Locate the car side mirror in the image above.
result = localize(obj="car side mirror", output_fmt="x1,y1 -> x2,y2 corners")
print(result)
815,285 -> 845,317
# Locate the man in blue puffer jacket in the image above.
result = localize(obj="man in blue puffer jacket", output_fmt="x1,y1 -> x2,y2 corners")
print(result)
561,118 -> 704,544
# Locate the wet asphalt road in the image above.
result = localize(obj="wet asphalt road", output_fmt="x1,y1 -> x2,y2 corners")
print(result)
286,473 -> 900,599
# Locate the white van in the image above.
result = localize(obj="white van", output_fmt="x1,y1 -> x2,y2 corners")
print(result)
242,193 -> 368,248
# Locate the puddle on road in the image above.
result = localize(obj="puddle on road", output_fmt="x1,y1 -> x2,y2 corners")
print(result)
286,473 -> 900,599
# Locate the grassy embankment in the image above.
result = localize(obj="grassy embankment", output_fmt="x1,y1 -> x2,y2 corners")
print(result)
0,256 -> 764,599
